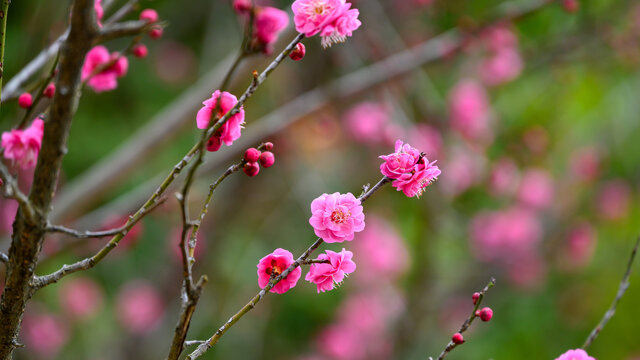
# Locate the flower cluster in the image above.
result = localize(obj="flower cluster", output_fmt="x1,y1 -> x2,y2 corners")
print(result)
81,46 -> 129,93
379,140 -> 441,198
196,90 -> 245,151
1,119 -> 45,170
291,0 -> 361,48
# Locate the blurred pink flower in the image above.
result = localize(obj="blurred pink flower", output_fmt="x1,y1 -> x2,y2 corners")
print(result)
353,215 -> 409,285
597,180 -> 631,220
316,324 -> 366,360
59,277 -> 103,319
448,79 -> 492,142
257,248 -> 302,294
570,146 -> 601,182
470,207 -> 542,263
441,146 -> 484,197
344,102 -> 390,144
379,140 -> 421,179
483,25 -> 518,52
22,312 -> 69,358
408,124 -> 443,160
555,349 -> 595,360
116,280 -> 165,334
1,118 -> 44,170
292,0 -> 361,48
517,168 -> 554,210
563,223 -> 597,270
309,192 -> 365,243
338,291 -> 404,335
305,249 -> 356,293
480,47 -> 523,86
489,158 -> 520,197
196,90 -> 245,150
254,7 -> 289,53
81,46 -> 128,92
94,0 -> 104,27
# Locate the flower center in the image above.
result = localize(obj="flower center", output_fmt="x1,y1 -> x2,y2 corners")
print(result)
267,259 -> 283,276
330,209 -> 350,224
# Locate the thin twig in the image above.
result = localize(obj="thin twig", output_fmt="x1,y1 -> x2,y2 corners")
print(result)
0,0 -> 11,109
582,237 -> 640,349
17,54 -> 60,129
0,252 -> 7,265
300,259 -> 330,265
434,278 -> 496,360
184,340 -> 207,347
0,160 -> 37,222
186,176 -> 390,360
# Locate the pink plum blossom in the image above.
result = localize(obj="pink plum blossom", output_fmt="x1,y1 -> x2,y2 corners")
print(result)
305,249 -> 356,292
116,280 -> 165,334
309,192 -> 365,243
344,102 -> 390,144
1,118 -> 44,170
196,90 -> 245,150
597,180 -> 631,220
448,79 -> 492,142
292,0 -> 361,48
257,248 -> 302,294
379,140 -> 421,179
380,141 -> 441,198
81,46 -> 129,92
254,7 -> 289,53
555,349 -> 596,360
22,312 -> 69,358
480,47 -> 523,86
517,168 -> 554,210
59,277 -> 103,319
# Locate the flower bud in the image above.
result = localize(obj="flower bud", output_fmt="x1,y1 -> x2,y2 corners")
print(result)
133,44 -> 148,58
43,83 -> 56,98
479,307 -> 493,322
472,292 -> 480,305
259,151 -> 275,168
244,148 -> 261,162
289,43 -> 306,61
149,26 -> 163,39
562,0 -> 579,13
452,333 -> 464,344
263,142 -> 274,151
207,136 -> 222,152
18,93 -> 33,108
140,9 -> 159,23
243,161 -> 260,177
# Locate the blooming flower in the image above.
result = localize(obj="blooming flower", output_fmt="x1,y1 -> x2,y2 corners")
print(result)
309,192 -> 365,243
254,7 -> 289,53
257,248 -> 302,294
555,349 -> 596,360
196,90 -> 245,150
1,118 -> 44,170
292,0 -> 361,48
305,249 -> 356,292
379,140 -> 421,179
81,46 -> 129,92
391,157 -> 441,198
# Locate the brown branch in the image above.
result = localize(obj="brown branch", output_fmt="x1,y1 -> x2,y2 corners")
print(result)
186,176 -> 390,359
300,259 -> 331,265
0,161 -> 37,222
0,0 -> 11,109
0,252 -> 7,265
582,237 -> 640,349
0,0 -> 97,358
96,20 -> 154,43
433,278 -> 496,360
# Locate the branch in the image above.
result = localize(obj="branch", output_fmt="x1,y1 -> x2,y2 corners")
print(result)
582,237 -> 640,349
45,198 -> 165,239
0,252 -> 7,265
0,0 -> 11,107
96,20 -> 154,43
186,176 -> 390,360
433,278 -> 496,360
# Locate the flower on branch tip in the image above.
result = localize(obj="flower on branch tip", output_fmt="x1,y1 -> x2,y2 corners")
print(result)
257,248 -> 302,294
555,349 -> 595,360
253,6 -> 290,54
379,140 -> 441,198
309,192 -> 365,243
292,0 -> 362,48
81,46 -> 129,93
305,249 -> 356,293
1,118 -> 44,170
196,90 -> 245,151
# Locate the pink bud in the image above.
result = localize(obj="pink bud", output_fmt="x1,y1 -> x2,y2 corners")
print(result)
43,83 -> 55,98
475,310 -> 481,317
263,142 -> 274,151
243,161 -> 260,177
132,44 -> 148,58
149,26 -> 163,39
479,307 -> 493,322
207,136 -> 222,152
472,292 -> 480,305
139,9 -> 159,23
289,43 -> 306,61
18,93 -> 33,108
244,148 -> 261,162
452,333 -> 464,344
562,0 -> 579,13
259,151 -> 275,168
